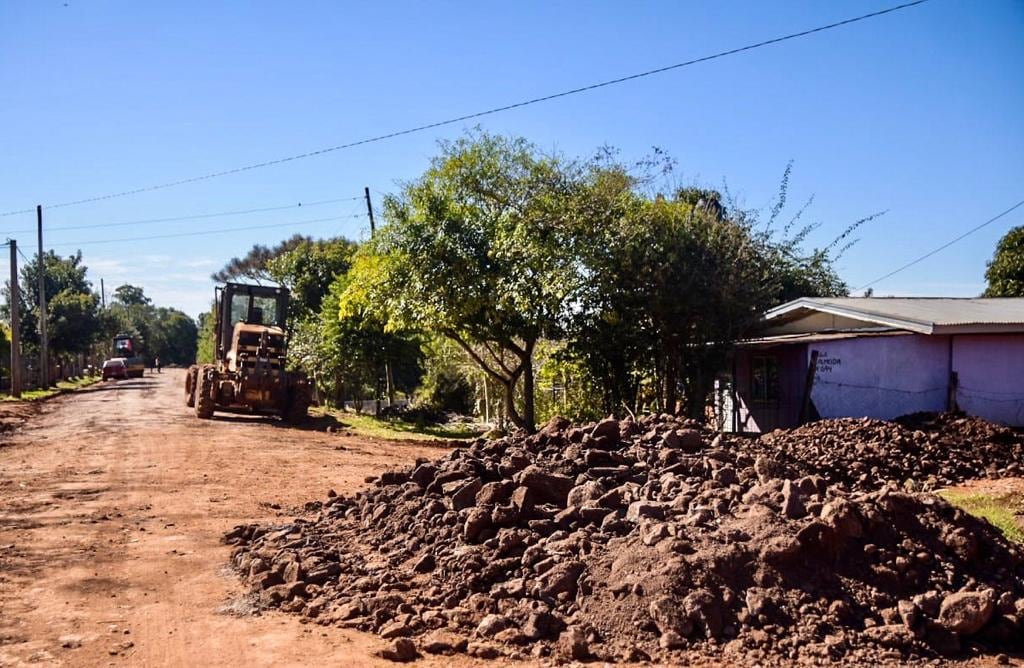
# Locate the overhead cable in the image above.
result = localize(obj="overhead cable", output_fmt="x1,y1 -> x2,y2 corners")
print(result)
1,196 -> 362,235
855,198 -> 1024,290
52,213 -> 365,248
0,0 -> 930,217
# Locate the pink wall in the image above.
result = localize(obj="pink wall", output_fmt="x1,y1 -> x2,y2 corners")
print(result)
952,335 -> 1024,426
731,333 -> 1024,431
808,335 -> 950,421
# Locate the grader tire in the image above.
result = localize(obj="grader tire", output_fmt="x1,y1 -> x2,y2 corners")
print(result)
185,365 -> 198,407
195,367 -> 216,420
286,382 -> 311,425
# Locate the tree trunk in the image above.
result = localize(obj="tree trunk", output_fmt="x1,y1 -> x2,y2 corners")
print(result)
500,377 -> 526,431
664,356 -> 678,416
520,341 -> 536,433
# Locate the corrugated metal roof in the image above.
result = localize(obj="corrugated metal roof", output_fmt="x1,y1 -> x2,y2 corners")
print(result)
737,329 -> 911,347
764,297 -> 1024,335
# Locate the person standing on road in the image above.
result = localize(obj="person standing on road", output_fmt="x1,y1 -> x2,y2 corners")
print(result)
155,356 -> 162,374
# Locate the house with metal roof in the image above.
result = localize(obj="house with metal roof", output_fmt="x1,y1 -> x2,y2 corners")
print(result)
720,297 -> 1024,431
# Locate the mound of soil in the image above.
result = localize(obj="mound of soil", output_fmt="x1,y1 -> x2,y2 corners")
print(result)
749,413 -> 1024,492
225,413 -> 1024,664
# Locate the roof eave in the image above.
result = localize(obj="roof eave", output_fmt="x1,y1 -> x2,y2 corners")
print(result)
763,298 -> 935,334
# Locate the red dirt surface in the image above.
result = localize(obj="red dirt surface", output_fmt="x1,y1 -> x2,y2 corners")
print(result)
0,370 -> 501,667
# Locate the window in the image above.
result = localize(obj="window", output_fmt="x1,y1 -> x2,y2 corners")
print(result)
751,355 -> 779,402
251,296 -> 279,326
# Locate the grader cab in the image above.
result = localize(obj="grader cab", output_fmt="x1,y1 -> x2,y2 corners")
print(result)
185,283 -> 310,423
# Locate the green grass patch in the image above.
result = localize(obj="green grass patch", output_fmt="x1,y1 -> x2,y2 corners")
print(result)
939,490 -> 1024,543
313,406 -> 485,442
3,375 -> 102,402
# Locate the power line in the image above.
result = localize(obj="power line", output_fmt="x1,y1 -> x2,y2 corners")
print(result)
1,196 -> 362,235
51,213 -> 365,248
855,198 -> 1024,291
0,0 -> 930,218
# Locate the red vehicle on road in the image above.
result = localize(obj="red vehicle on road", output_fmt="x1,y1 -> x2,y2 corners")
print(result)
102,359 -> 128,380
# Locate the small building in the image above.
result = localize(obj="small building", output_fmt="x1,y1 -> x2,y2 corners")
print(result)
723,297 -> 1024,432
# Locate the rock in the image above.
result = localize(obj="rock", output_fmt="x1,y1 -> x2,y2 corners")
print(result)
491,503 -> 519,526
559,626 -> 589,660
626,501 -> 665,522
420,630 -> 467,655
463,508 -> 491,543
379,621 -> 412,639
510,486 -> 535,513
449,478 -> 483,511
539,560 -> 585,598
412,553 -> 436,573
640,521 -> 670,546
476,481 -> 513,506
567,481 -> 605,508
380,637 -> 417,662
712,466 -> 738,487
863,624 -> 913,648
591,417 -> 621,440
650,595 -> 692,636
676,429 -> 703,451
514,466 -> 574,505
683,589 -> 723,638
380,470 -> 408,486
466,641 -> 500,659
781,479 -> 805,519
938,589 -> 995,636
659,630 -> 687,649
821,499 -> 863,538
897,599 -> 919,631
523,611 -> 563,640
59,635 -> 83,649
226,412 -> 1024,664
540,415 -> 571,436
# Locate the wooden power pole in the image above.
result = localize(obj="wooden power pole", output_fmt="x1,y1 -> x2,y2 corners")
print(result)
363,187 -> 393,405
37,205 -> 49,388
364,187 -> 376,236
9,240 -> 21,398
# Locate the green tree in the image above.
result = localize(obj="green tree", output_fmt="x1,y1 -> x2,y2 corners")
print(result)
196,307 -> 217,364
212,234 -> 312,283
984,226 -> 1024,297
342,132 -> 579,431
113,283 -> 151,306
48,290 -> 102,357
2,250 -> 103,382
105,285 -> 198,365
567,162 -> 859,418
316,273 -> 422,409
267,237 -> 358,318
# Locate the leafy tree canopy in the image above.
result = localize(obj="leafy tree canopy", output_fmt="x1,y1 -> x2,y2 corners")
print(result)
212,234 -> 312,283
983,225 -> 1024,297
342,131 -> 580,431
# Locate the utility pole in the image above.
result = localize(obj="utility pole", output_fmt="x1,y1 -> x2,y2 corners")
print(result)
364,187 -> 392,405
100,278 -> 105,309
364,186 -> 375,236
9,240 -> 21,398
37,205 -> 49,388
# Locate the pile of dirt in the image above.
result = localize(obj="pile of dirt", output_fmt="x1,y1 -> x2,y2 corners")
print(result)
225,413 -> 1024,664
748,413 -> 1024,492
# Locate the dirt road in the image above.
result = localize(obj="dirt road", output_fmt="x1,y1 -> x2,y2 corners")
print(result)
0,370 -> 490,667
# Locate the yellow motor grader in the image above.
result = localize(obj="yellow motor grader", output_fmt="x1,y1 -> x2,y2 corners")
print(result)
185,283 -> 310,424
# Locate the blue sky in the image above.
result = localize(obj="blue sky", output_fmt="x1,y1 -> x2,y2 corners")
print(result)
1,0 -> 1022,317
